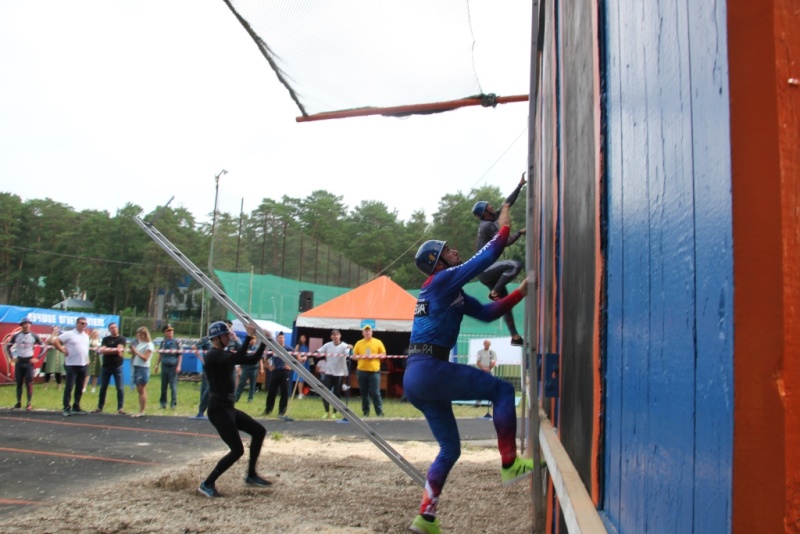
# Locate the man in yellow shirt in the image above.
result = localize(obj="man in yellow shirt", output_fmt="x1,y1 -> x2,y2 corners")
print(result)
352,325 -> 386,417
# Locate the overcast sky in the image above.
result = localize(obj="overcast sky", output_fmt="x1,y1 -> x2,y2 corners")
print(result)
0,0 -> 532,223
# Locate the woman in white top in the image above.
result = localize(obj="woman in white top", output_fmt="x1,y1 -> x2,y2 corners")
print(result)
129,326 -> 154,417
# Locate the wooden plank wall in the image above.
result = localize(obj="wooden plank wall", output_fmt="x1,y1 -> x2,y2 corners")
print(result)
602,1 -> 734,532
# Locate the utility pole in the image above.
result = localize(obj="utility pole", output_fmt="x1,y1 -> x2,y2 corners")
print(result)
203,169 -> 227,328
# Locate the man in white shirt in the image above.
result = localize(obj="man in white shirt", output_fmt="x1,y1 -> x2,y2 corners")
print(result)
50,317 -> 91,416
475,340 -> 498,418
476,340 -> 497,375
315,329 -> 351,420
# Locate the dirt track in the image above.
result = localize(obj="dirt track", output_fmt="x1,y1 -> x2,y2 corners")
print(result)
0,413 -> 533,533
1,436 -> 533,533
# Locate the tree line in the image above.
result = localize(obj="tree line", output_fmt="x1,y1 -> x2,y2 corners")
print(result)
0,185 -> 526,318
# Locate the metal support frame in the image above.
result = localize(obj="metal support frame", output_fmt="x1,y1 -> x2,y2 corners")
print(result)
133,216 -> 426,488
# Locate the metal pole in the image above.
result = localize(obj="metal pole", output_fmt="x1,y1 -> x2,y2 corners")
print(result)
235,197 -> 244,271
207,169 -> 227,321
299,232 -> 304,281
260,212 -> 268,274
280,220 -> 287,278
249,265 -> 254,314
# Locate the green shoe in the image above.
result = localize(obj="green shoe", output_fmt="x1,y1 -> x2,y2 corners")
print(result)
501,456 -> 534,485
409,514 -> 441,534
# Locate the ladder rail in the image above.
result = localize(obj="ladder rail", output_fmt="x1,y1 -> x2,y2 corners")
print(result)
133,216 -> 426,487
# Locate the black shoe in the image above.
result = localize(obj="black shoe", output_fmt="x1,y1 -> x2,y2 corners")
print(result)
263,410 -> 271,416
62,409 -> 71,417
12,403 -> 21,409
198,482 -> 223,498
72,408 -> 88,415
244,474 -> 272,487
510,336 -> 524,347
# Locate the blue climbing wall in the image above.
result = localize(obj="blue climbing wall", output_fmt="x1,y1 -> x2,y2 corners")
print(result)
603,1 -> 734,532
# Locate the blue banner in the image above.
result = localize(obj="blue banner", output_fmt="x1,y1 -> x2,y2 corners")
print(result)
0,305 -> 119,330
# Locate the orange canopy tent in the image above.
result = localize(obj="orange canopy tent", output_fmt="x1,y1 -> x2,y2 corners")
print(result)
295,276 -> 415,332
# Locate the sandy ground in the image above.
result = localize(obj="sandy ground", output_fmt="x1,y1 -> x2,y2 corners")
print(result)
0,435 -> 532,533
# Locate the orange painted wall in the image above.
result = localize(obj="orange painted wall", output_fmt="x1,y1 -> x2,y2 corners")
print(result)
728,1 -> 800,532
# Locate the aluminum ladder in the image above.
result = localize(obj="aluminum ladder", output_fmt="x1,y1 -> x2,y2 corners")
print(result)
133,216 -> 426,487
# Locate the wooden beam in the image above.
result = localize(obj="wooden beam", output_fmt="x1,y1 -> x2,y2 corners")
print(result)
539,411 -> 607,533
295,95 -> 528,123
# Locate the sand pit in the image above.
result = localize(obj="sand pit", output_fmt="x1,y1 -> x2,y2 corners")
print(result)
0,435 -> 532,533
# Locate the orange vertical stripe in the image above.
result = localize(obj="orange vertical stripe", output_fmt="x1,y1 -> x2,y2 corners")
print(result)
728,0 -> 799,531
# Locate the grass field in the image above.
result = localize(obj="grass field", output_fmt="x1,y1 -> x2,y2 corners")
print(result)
0,379 -> 496,420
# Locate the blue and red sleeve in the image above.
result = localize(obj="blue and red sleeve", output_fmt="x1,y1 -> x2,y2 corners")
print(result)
463,287 -> 525,323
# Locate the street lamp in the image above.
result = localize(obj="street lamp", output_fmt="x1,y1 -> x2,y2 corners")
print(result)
201,169 -> 228,329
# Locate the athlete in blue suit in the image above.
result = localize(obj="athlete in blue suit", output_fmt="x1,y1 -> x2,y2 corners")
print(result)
405,203 -> 533,534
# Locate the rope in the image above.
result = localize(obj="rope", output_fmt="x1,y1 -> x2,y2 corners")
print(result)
154,348 -> 409,359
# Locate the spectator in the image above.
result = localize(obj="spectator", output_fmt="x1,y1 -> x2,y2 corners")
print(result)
129,326 -> 154,418
292,334 -> 310,399
6,317 -> 43,410
352,325 -> 386,417
84,330 -> 102,393
224,320 -> 242,350
92,322 -> 127,414
315,357 -> 327,384
50,317 -> 91,417
42,326 -> 63,389
476,339 -> 497,374
475,339 -> 498,418
191,329 -> 212,420
154,324 -> 182,410
235,335 -> 261,403
263,332 -> 292,418
315,329 -> 351,420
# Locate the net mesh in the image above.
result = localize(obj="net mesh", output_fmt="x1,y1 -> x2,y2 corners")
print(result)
224,0 -> 484,117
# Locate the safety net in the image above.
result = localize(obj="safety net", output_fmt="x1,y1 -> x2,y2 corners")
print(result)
222,0 -> 526,121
